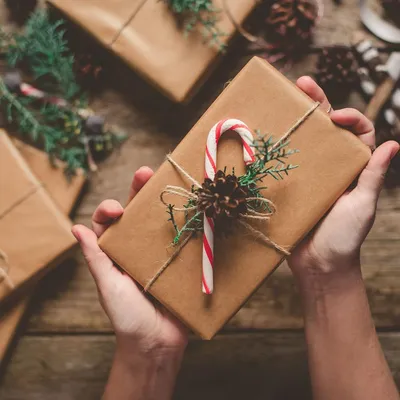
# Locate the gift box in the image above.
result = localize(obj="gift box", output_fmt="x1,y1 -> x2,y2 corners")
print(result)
0,139 -> 86,362
48,0 -> 257,102
0,131 -> 78,304
99,57 -> 371,339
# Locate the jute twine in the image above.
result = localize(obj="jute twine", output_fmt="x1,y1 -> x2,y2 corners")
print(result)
0,249 -> 14,290
144,102 -> 320,292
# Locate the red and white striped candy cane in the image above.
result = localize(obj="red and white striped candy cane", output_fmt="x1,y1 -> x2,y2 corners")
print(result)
202,119 -> 256,294
20,83 -> 68,107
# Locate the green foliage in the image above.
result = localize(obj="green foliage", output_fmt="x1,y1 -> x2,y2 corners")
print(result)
239,132 -> 298,199
167,0 -> 226,50
4,10 -> 79,99
166,204 -> 202,245
0,79 -> 125,175
0,10 -> 126,175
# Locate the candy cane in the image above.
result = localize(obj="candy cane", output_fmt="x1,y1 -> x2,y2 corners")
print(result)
203,119 -> 256,294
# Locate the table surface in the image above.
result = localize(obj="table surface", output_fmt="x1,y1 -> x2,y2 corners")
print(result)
1,1 -> 400,399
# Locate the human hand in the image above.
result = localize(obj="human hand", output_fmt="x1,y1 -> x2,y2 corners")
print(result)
289,77 -> 399,284
71,167 -> 188,357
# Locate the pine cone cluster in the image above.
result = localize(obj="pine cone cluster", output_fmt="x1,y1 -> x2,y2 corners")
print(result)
315,46 -> 359,100
266,0 -> 318,46
197,170 -> 250,222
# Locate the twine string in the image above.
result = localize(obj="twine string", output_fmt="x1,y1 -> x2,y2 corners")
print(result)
145,101 -> 320,292
0,249 -> 14,290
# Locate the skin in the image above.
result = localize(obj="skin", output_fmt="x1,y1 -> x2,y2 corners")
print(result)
72,77 -> 400,400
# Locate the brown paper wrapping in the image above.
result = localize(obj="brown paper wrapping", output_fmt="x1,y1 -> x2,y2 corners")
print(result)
99,58 -> 371,339
0,131 -> 77,303
48,0 -> 256,102
0,139 -> 85,362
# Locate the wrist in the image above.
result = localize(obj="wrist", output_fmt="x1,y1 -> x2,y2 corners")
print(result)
106,338 -> 185,400
294,257 -> 364,303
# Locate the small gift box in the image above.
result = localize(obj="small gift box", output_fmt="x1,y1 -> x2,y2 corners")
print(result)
0,131 -> 77,304
99,57 -> 371,339
0,139 -> 86,361
48,0 -> 257,102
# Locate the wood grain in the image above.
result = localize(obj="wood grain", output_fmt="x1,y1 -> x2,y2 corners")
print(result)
21,237 -> 400,333
1,332 -> 400,400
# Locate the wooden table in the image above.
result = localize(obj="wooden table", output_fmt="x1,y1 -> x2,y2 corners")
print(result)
1,1 -> 400,398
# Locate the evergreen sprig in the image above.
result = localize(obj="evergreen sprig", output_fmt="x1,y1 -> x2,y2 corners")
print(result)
167,0 -> 227,50
0,78 -> 124,175
0,11 -> 126,175
3,10 -> 79,99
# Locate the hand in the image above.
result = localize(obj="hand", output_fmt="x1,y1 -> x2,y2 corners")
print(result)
72,167 -> 188,356
290,77 -> 399,283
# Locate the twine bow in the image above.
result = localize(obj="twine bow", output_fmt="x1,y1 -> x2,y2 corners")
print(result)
0,249 -> 14,290
144,101 -> 320,292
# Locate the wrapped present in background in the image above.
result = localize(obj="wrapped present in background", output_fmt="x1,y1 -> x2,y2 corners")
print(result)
48,0 -> 257,102
0,131 -> 77,304
0,138 -> 86,362
99,57 -> 371,339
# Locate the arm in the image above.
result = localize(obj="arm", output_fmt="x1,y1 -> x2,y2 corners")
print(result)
103,341 -> 185,400
299,263 -> 398,400
72,168 -> 187,400
290,77 -> 400,400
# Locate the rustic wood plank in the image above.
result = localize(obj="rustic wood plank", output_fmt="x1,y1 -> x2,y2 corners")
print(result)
21,238 -> 400,333
1,332 -> 400,400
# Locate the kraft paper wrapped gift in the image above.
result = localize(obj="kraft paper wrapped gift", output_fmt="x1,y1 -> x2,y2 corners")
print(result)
0,139 -> 86,362
99,57 -> 371,339
48,0 -> 257,102
0,131 -> 78,305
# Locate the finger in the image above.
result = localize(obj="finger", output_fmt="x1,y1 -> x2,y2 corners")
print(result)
92,200 -> 124,237
128,166 -> 154,202
356,141 -> 399,201
72,225 -> 116,286
330,108 -> 375,149
296,76 -> 331,112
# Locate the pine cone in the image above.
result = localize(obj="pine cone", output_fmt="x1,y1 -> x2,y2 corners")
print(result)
266,0 -> 318,46
197,170 -> 250,222
315,47 -> 359,100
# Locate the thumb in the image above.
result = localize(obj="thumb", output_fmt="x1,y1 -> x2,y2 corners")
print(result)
356,141 -> 399,201
72,224 -> 115,288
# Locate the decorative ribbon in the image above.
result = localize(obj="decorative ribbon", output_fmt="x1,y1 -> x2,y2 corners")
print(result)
144,101 -> 320,294
0,249 -> 14,290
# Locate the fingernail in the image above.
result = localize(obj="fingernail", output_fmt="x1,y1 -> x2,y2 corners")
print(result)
71,226 -> 81,241
390,144 -> 400,160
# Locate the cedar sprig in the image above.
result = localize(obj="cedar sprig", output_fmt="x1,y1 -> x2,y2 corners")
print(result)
3,10 -> 80,100
166,0 -> 227,51
239,132 -> 298,198
167,204 -> 202,245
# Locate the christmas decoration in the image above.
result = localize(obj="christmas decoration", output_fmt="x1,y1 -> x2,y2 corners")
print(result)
162,113 -> 304,294
1,10 -> 79,99
266,0 -> 319,47
315,46 -> 359,100
0,11 -> 125,175
166,0 -> 226,50
197,170 -> 251,221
